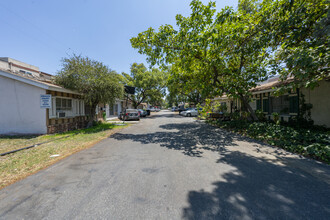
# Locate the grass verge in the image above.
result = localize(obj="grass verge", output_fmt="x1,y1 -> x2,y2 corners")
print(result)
0,123 -> 129,189
207,120 -> 330,164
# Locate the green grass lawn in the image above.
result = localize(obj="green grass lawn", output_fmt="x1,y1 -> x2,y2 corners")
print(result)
0,123 -> 129,189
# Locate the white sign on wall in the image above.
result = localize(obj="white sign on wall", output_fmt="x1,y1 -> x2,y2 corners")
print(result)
40,94 -> 52,109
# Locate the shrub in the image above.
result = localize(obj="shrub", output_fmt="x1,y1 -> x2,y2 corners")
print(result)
210,119 -> 330,164
272,112 -> 280,124
255,109 -> 266,121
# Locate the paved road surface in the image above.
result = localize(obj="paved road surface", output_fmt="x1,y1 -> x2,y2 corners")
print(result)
0,111 -> 329,219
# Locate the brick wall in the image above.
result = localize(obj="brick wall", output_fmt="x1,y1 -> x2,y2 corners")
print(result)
47,116 -> 88,134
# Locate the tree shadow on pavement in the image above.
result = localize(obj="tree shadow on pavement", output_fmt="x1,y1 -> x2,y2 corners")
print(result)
111,121 -> 240,157
182,151 -> 330,220
111,118 -> 330,219
147,113 -> 182,119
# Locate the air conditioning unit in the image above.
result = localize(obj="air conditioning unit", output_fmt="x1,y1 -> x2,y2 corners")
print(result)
57,112 -> 66,118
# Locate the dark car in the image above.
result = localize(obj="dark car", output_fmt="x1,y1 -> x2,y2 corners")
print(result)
119,109 -> 140,121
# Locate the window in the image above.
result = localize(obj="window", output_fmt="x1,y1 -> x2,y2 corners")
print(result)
256,99 -> 261,110
270,95 -> 289,114
289,96 -> 299,114
56,98 -> 72,111
263,99 -> 269,113
48,97 -> 84,119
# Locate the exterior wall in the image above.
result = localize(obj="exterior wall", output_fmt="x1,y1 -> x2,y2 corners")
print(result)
301,80 -> 330,127
47,116 -> 87,134
251,80 -> 330,127
137,103 -> 148,109
0,58 -> 40,77
0,60 -> 9,70
252,91 -> 298,122
48,92 -> 85,119
0,75 -> 47,134
46,90 -> 88,133
122,100 -> 133,109
106,100 -> 122,118
95,103 -> 106,120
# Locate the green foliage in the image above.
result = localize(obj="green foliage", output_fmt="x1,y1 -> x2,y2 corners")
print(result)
231,112 -> 241,121
130,0 -> 273,120
131,0 -> 328,120
241,111 -> 250,121
197,99 -> 212,119
212,101 -> 227,113
209,119 -> 330,164
122,63 -> 167,108
272,112 -> 280,125
102,112 -> 106,121
55,54 -> 124,124
255,109 -> 266,121
268,0 -> 329,90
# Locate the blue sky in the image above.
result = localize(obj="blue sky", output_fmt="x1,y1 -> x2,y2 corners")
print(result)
0,0 -> 237,75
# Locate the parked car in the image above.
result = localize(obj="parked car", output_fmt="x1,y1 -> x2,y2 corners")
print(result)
180,108 -> 198,117
149,107 -> 161,112
171,107 -> 178,112
178,107 -> 185,113
119,109 -> 140,121
138,109 -> 147,117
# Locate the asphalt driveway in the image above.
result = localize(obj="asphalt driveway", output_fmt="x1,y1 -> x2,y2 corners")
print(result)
0,111 -> 329,219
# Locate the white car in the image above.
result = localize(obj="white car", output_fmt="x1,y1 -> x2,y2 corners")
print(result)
180,109 -> 198,117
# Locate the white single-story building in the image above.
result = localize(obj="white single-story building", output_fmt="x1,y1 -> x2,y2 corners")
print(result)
0,58 -> 87,135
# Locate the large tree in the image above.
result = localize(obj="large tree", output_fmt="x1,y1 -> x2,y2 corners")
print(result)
131,0 -> 273,120
122,63 -> 167,108
267,0 -> 329,91
131,0 -> 328,120
55,55 -> 124,126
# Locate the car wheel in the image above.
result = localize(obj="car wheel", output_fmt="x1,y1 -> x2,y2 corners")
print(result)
187,113 -> 191,117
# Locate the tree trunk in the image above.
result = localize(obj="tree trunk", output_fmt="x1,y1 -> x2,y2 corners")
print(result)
133,101 -> 139,109
239,95 -> 258,121
87,102 -> 98,128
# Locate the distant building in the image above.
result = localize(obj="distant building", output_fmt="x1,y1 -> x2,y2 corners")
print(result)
0,58 -> 87,135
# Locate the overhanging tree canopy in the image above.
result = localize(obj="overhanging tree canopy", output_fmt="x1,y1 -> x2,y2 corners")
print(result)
131,0 -> 328,120
55,55 -> 124,125
131,0 -> 272,120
